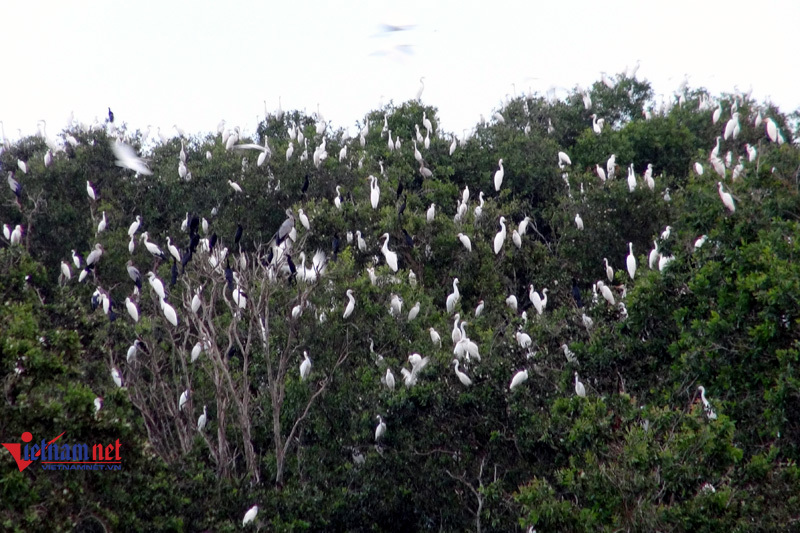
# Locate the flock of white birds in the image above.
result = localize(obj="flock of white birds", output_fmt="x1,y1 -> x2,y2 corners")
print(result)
2,77 -> 787,526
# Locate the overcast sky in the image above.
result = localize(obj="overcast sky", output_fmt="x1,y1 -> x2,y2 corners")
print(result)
3,1 -> 798,140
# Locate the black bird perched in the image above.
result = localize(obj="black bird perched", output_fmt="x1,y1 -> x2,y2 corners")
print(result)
301,173 -> 310,196
234,224 -> 243,245
396,179 -> 404,199
402,228 -> 414,247
189,233 -> 200,254
209,233 -> 218,252
265,247 -> 274,266
224,257 -> 234,290
181,247 -> 192,273
332,233 -> 340,260
189,215 -> 200,235
398,195 -> 407,216
170,259 -> 179,287
107,107 -> 114,123
126,260 -> 142,290
572,279 -> 584,308
286,254 -> 297,284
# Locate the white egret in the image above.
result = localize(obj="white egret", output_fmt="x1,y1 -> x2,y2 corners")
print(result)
509,369 -> 529,390
493,216 -> 507,254
86,181 -> 97,201
658,254 -> 675,272
505,295 -> 518,311
300,351 -> 311,381
597,280 -> 615,305
528,285 -> 545,315
94,397 -> 103,415
384,368 -> 396,390
562,344 -> 578,364
60,261 -> 72,283
626,243 -> 636,280
369,175 -> 380,209
96,211 -> 108,235
407,302 -> 420,321
191,287 -> 202,313
228,180 -> 243,193
343,289 -> 356,319
356,231 -> 367,252
644,163 -> 655,190
582,313 -> 594,330
451,314 -> 462,344
390,294 -> 403,316
111,140 -> 153,175
191,342 -> 203,363
596,164 -> 606,182
575,213 -> 584,230
494,158 -> 505,191
161,299 -> 178,326
648,241 -> 659,269
607,154 -> 617,179
427,203 -> 435,223
449,135 -> 457,155
457,233 -> 472,252
518,216 -> 532,236
694,162 -> 704,175
516,330 -> 532,348
375,415 -> 387,441
475,300 -> 484,317
125,297 -> 139,322
197,406 -> 207,431
147,272 -> 166,300
452,360 -> 472,386
717,182 -> 735,212
232,285 -> 247,309
416,77 -> 425,101
446,278 -> 460,313
627,164 -> 637,192
166,237 -> 181,263
660,226 -> 672,241
111,367 -> 123,388
694,235 -> 708,249
574,372 -> 586,397
243,505 -> 258,526
766,117 -> 782,144
380,233 -> 399,272
474,192 -> 485,219
429,327 -> 442,347
128,215 -> 142,237
723,112 -> 740,140
141,232 -> 165,259
86,243 -> 103,266
298,209 -> 310,230
558,151 -> 571,167
512,230 -> 522,249
697,385 -> 717,420
604,258 -> 614,282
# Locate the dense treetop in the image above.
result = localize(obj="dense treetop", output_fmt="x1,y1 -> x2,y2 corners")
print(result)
1,73 -> 799,532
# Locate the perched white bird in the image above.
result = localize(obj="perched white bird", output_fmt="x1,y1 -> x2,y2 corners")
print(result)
191,287 -> 202,313
125,297 -> 139,322
475,300 -> 484,317
390,294 -> 403,316
604,258 -> 614,282
505,295 -> 518,311
197,406 -> 208,431
717,182 -> 735,213
493,158 -> 505,191
161,299 -> 178,326
575,213 -> 584,230
242,505 -> 258,527
574,372 -> 586,397
446,278 -> 460,313
375,415 -> 386,441
694,235 -> 708,250
86,181 -> 97,201
457,233 -> 472,252
429,327 -> 442,347
660,226 -> 672,241
694,162 -> 704,175
380,233 -> 398,272
452,360 -> 472,386
597,280 -> 615,305
228,180 -> 243,193
407,301 -> 420,321
626,242 -> 636,280
127,215 -> 142,237
147,272 -> 166,299
493,216 -> 507,254
697,385 -> 717,420
111,367 -> 123,388
509,369 -> 529,390
427,203 -> 436,223
516,330 -> 532,348
300,351 -> 312,381
648,241 -> 659,269
383,368 -> 396,390
343,289 -> 356,319
512,230 -> 522,249
298,209 -> 310,230
369,175 -> 380,209
557,151 -> 571,167
60,261 -> 71,282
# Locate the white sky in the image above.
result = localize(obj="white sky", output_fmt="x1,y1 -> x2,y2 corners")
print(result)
3,1 -> 798,140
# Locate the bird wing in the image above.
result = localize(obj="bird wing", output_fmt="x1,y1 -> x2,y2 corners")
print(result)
231,143 -> 267,152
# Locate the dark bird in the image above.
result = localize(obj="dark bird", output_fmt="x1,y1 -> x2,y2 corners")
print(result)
396,179 -> 404,199
224,257 -> 234,290
170,259 -> 179,287
209,233 -> 218,252
402,228 -> 414,247
572,279 -> 584,308
126,260 -> 142,290
189,233 -> 200,254
286,254 -> 297,284
234,224 -> 243,245
301,173 -> 310,196
181,247 -> 192,272
108,107 -> 114,123
189,215 -> 200,235
332,233 -> 340,259
398,195 -> 407,216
